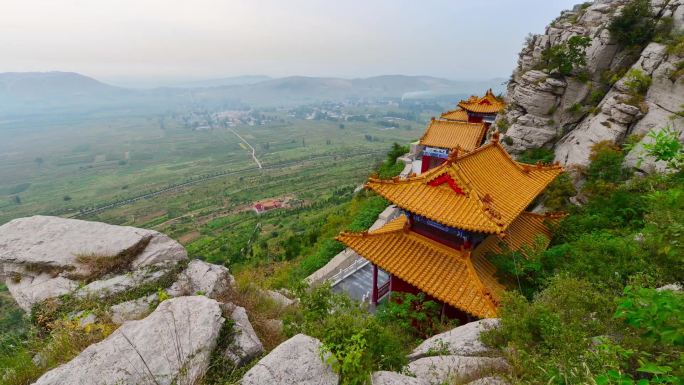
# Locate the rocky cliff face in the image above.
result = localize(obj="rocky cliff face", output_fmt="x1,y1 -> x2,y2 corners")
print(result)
500,0 -> 684,173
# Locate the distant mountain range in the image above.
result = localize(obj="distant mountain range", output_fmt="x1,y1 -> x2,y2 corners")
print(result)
0,71 -> 506,118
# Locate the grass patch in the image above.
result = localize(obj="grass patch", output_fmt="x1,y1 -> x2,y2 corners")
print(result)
73,236 -> 152,282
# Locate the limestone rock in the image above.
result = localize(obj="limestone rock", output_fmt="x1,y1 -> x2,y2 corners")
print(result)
241,334 -> 337,385
372,371 -> 427,385
223,304 -> 264,367
0,216 -> 187,311
33,296 -> 224,385
408,319 -> 500,361
0,215 -> 186,277
75,263 -> 173,299
168,259 -> 233,298
110,293 -> 157,324
466,376 -> 510,385
500,0 -> 684,161
408,355 -> 510,385
6,274 -> 78,312
657,283 -> 683,292
265,289 -> 295,308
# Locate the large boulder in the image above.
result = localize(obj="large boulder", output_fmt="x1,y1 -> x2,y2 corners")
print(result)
74,263 -> 175,299
110,293 -> 157,324
407,355 -> 510,385
167,259 -> 233,298
241,334 -> 338,385
0,216 -> 187,311
372,371 -> 427,385
222,304 -> 264,367
408,319 -> 500,361
5,274 -> 78,312
32,296 -> 224,385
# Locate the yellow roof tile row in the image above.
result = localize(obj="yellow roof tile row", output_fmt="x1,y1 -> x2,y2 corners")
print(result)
458,89 -> 505,114
419,119 -> 487,152
367,139 -> 563,234
337,216 -> 498,318
440,108 -> 469,122
337,212 -> 562,317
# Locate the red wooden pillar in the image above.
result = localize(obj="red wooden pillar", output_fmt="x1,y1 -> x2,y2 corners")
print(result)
371,263 -> 378,305
421,155 -> 431,173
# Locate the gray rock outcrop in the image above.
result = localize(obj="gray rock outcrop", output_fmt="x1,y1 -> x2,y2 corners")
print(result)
466,377 -> 510,385
408,319 -> 500,361
371,371 -> 427,385
167,259 -> 234,298
407,355 -> 510,385
499,0 -> 684,173
32,296 -> 224,385
241,334 -> 338,385
0,215 -> 187,311
265,289 -> 295,308
110,293 -> 157,324
222,304 -> 264,367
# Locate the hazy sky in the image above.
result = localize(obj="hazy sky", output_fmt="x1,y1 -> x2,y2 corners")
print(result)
0,0 -> 579,85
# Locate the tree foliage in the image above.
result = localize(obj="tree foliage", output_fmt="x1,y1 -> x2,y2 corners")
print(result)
541,35 -> 592,75
609,0 -> 656,47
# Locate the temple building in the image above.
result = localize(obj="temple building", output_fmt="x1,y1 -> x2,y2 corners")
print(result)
413,90 -> 505,174
337,133 -> 563,320
418,118 -> 487,173
441,89 -> 505,127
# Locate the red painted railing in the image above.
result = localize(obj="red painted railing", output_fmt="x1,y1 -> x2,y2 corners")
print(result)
378,281 -> 391,299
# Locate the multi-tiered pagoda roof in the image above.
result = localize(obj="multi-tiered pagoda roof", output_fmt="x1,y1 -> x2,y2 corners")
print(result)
457,89 -> 505,115
440,108 -> 469,122
369,135 -> 563,234
335,90 -> 561,319
419,119 -> 487,153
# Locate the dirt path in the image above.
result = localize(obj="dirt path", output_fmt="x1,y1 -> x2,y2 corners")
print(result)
227,127 -> 262,169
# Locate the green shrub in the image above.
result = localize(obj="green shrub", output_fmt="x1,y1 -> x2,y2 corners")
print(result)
609,0 -> 656,47
588,88 -> 608,106
541,173 -> 576,211
584,141 -> 631,188
376,142 -> 409,179
284,284 -> 410,384
541,35 -> 592,75
517,148 -> 555,165
487,235 -> 550,298
594,286 -> 684,385
641,127 -> 684,170
376,292 -> 453,339
622,69 -> 652,107
482,277 -> 614,385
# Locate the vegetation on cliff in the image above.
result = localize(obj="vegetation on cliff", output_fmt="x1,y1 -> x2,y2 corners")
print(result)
484,136 -> 684,385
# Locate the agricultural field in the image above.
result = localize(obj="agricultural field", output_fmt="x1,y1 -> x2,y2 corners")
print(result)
0,103 -> 434,282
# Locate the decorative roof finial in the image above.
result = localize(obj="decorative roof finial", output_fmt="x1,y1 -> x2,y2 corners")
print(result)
431,116 -> 436,122
447,147 -> 460,162
491,130 -> 500,143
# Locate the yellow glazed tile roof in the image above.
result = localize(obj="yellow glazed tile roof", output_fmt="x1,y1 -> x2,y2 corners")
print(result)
440,108 -> 469,122
337,216 -> 499,318
458,89 -> 505,114
419,119 -> 487,152
366,136 -> 563,234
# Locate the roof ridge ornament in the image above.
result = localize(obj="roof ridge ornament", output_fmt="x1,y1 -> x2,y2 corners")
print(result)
490,130 -> 500,143
447,147 -> 460,162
